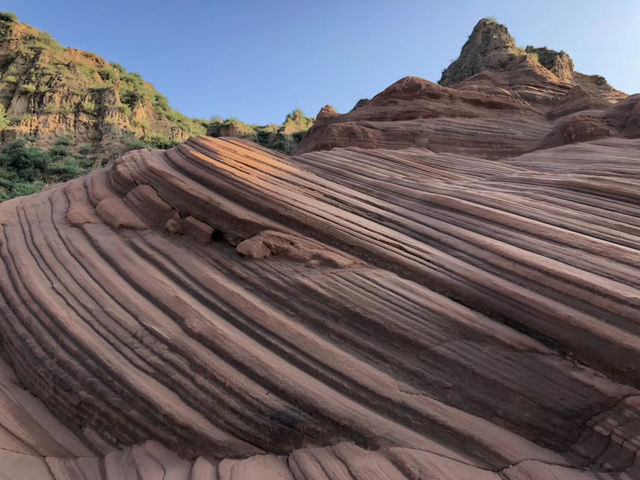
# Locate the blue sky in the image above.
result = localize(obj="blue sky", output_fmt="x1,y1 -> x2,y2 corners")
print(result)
4,1 -> 640,124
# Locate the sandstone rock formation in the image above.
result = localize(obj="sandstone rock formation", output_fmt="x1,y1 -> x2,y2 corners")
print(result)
296,19 -> 631,157
1,17 -> 640,480
0,133 -> 639,478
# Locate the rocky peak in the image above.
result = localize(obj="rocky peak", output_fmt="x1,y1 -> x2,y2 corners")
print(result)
315,104 -> 338,122
524,46 -> 574,82
439,18 -> 523,86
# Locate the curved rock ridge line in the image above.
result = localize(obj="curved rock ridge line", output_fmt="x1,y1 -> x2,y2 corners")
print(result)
0,136 -> 640,478
295,75 -> 638,158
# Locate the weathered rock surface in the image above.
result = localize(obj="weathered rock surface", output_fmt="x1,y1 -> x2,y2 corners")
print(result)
1,15 -> 640,480
0,133 -> 639,478
296,19 -> 631,157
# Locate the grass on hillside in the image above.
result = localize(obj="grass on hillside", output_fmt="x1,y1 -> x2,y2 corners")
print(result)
0,14 -> 204,137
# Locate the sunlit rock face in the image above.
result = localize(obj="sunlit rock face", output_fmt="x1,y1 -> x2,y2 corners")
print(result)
1,17 -> 640,480
297,18 -> 630,158
1,133 -> 640,479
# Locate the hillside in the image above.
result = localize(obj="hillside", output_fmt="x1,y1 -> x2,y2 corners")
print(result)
0,16 -> 639,480
0,12 -> 205,160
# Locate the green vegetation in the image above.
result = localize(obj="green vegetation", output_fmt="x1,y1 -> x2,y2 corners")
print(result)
82,99 -> 98,115
0,138 -> 94,201
34,31 -> 64,51
206,109 -> 314,153
0,133 -> 176,201
524,46 -> 565,70
0,11 -> 17,22
0,105 -> 9,129
0,18 -> 204,158
19,83 -> 37,94
0,17 -> 313,201
142,134 -> 180,149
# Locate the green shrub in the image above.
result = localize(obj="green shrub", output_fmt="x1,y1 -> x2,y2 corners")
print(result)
98,67 -> 116,83
7,181 -> 45,199
120,91 -> 141,109
0,11 -> 17,22
0,139 -> 49,182
292,130 -> 307,142
3,75 -> 17,83
60,102 -> 73,115
143,134 -> 179,149
117,103 -> 132,115
48,156 -> 93,181
110,63 -> 126,74
20,84 -> 37,94
0,105 -> 9,129
82,99 -> 97,115
122,137 -> 147,152
0,139 -> 95,201
55,135 -> 73,146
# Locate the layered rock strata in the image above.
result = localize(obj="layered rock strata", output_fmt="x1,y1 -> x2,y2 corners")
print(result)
0,135 -> 639,478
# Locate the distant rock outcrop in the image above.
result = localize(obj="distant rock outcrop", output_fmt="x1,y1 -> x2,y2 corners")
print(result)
297,19 -> 631,157
206,109 -> 314,153
438,17 -> 624,99
439,17 -> 524,86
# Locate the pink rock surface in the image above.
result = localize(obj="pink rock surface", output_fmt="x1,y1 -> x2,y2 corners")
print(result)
0,19 -> 639,477
0,134 -> 639,478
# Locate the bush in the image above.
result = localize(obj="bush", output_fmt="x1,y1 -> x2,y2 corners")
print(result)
98,67 -> 116,83
0,139 -> 49,182
143,134 -> 179,149
36,32 -> 64,51
110,63 -> 126,75
55,135 -> 73,146
48,156 -> 93,181
0,105 -> 9,129
20,84 -> 37,94
120,91 -> 141,110
0,139 -> 95,201
7,181 -> 44,199
82,99 -> 97,115
0,11 -> 17,22
292,130 -> 307,142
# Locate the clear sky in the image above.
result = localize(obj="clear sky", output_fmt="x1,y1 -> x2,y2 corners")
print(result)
4,0 -> 640,125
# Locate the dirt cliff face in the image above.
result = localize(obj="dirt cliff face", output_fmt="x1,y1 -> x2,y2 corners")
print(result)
0,18 -> 204,161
